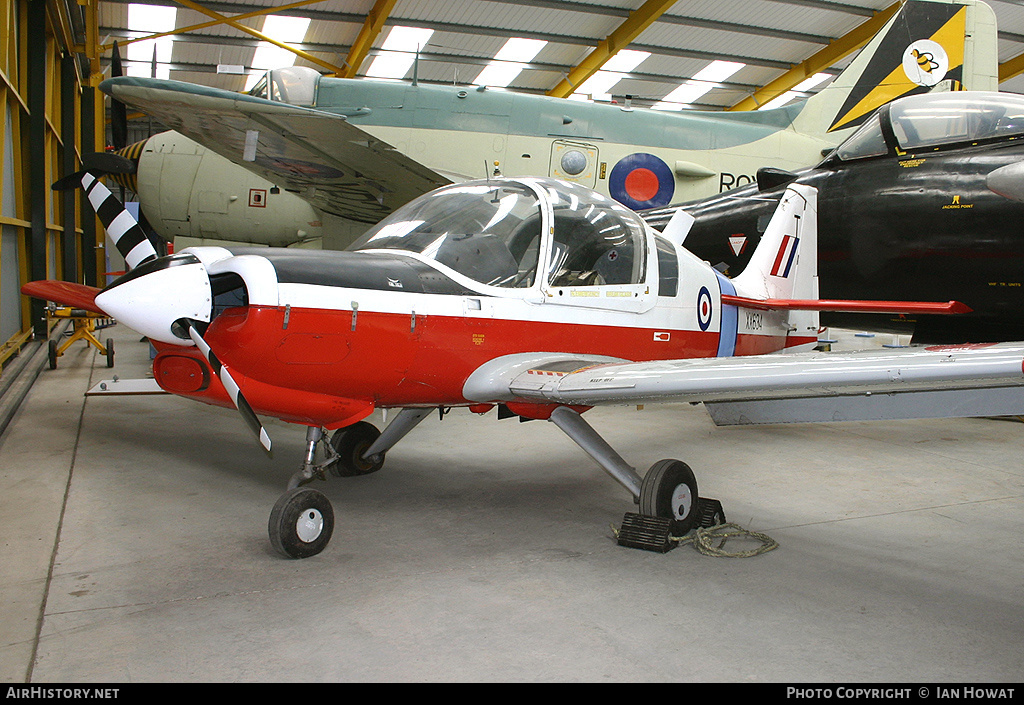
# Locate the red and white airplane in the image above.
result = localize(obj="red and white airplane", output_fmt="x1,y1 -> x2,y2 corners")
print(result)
23,174 -> 1024,558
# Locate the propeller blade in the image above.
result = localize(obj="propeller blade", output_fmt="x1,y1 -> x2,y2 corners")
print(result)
77,171 -> 158,270
187,325 -> 272,453
110,42 -> 128,150
83,151 -> 137,175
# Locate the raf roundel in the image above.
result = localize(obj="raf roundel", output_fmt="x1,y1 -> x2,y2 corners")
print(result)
608,153 -> 675,210
697,286 -> 713,331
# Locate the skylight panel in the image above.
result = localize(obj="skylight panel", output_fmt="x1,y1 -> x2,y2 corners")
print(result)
125,3 -> 177,80
245,15 -> 311,90
651,60 -> 745,110
494,38 -> 546,63
366,26 -> 434,79
794,72 -> 832,92
602,50 -> 650,74
693,60 -> 744,83
571,50 -> 649,101
652,82 -> 714,110
757,72 -> 832,110
474,62 -> 527,88
473,38 -> 547,88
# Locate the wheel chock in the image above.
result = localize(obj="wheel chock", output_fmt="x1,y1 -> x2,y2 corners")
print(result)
617,497 -> 728,553
617,513 -> 677,552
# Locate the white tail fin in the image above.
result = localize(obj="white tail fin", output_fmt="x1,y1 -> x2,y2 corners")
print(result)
731,185 -> 819,349
788,0 -> 998,140
732,184 -> 816,301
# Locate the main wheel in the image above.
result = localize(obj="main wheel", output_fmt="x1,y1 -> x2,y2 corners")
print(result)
269,487 -> 334,559
48,340 -> 58,370
639,459 -> 699,536
329,421 -> 385,477
105,338 -> 114,368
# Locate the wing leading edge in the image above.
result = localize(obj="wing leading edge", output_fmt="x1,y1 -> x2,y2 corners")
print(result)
468,343 -> 1024,424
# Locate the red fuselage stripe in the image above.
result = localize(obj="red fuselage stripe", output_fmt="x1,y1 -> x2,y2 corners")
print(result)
155,305 -> 791,426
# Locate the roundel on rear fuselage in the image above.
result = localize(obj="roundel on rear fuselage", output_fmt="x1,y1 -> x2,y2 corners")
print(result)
609,153 -> 675,210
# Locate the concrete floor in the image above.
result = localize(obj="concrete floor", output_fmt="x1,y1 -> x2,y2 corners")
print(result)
1,324 -> 1022,683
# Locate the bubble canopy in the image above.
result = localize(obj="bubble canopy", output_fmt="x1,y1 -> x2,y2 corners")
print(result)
350,178 -> 648,290
833,91 -> 1024,162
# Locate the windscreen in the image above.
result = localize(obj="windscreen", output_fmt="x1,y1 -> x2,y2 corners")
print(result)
351,182 -> 543,288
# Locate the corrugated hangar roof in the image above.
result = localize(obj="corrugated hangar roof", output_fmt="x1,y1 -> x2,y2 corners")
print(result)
94,0 -> 1024,114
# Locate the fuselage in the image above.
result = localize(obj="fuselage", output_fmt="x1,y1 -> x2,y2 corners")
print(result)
104,178 -> 813,428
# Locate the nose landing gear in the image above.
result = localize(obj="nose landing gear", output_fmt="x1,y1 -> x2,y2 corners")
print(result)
268,409 -> 432,558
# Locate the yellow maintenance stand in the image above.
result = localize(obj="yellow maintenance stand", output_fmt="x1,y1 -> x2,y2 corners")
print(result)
46,305 -> 115,369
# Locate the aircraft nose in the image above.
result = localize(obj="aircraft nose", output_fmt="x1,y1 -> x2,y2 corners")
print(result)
986,162 -> 1024,202
94,253 -> 213,346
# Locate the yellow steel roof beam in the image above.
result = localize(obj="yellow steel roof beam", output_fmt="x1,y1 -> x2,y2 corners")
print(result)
101,0 -> 329,52
729,1 -> 900,112
999,53 -> 1024,83
341,0 -> 398,78
172,0 -> 347,76
547,0 -> 678,99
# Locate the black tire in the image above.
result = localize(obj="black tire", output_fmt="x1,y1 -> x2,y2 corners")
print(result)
329,421 -> 385,477
268,487 -> 334,559
48,340 -> 58,370
639,459 -> 699,536
105,338 -> 114,368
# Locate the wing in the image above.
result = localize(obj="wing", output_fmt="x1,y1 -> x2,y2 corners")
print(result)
464,344 -> 1024,423
100,76 -> 451,224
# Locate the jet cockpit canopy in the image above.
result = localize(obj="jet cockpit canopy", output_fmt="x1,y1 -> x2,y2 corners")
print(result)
832,91 -> 1024,162
247,66 -> 321,107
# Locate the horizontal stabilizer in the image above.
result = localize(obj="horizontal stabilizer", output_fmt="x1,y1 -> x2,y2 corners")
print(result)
21,280 -> 105,315
720,294 -> 972,315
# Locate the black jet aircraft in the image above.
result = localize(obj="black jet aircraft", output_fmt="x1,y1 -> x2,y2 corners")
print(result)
641,91 -> 1024,344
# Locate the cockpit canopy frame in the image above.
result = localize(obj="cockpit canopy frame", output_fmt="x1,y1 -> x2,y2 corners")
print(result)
830,91 -> 1024,164
248,66 -> 322,107
349,177 -> 652,300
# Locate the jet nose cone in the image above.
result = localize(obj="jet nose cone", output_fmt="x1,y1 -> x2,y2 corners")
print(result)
94,253 -> 212,345
986,161 -> 1024,202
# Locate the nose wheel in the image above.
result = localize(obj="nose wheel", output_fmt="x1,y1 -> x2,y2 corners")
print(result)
268,487 -> 335,559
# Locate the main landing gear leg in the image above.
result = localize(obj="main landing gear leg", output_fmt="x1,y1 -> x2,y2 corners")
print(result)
362,408 -> 431,461
548,406 -> 642,499
548,406 -> 700,535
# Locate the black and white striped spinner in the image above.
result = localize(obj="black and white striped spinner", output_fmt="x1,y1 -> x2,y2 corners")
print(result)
81,171 -> 159,270
188,325 -> 273,452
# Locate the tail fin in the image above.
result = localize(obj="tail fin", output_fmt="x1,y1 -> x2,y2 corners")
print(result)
54,171 -> 158,270
731,184 -> 817,302
730,184 -> 819,349
789,0 -> 998,138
